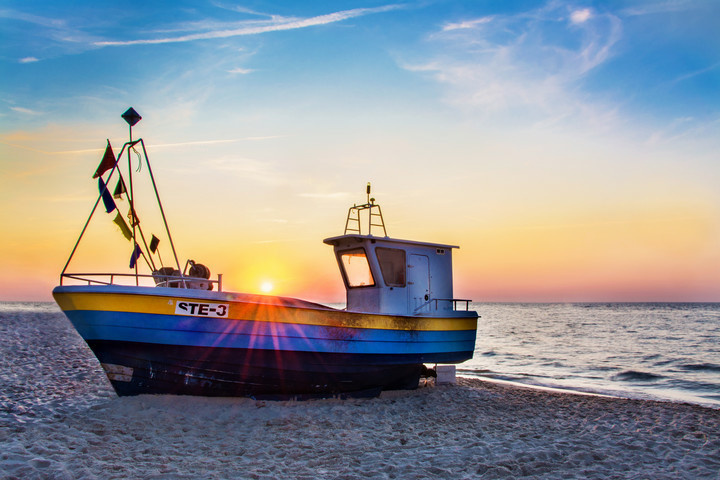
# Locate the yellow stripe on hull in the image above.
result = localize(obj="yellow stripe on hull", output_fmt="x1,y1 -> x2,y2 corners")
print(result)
53,290 -> 477,332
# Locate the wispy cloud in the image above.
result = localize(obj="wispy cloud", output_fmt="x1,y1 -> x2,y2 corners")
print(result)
0,8 -> 66,28
0,131 -> 278,155
644,116 -> 720,148
666,61 -> 720,88
210,2 -> 281,18
228,67 -> 254,75
646,116 -> 694,145
441,16 -> 493,32
0,131 -> 277,155
204,156 -> 287,186
0,8 -> 102,55
0,141 -> 100,155
298,192 -> 350,200
19,57 -> 39,63
153,135 -> 283,149
403,3 -> 621,125
10,106 -> 42,115
95,5 -> 402,47
621,0 -> 697,17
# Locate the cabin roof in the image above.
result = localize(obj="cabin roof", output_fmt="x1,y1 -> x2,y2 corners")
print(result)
323,234 -> 458,250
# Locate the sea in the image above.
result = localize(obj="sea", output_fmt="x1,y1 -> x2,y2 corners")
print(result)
462,302 -> 720,407
1,301 -> 719,426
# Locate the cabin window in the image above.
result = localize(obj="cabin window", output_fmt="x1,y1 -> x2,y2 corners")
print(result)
339,248 -> 375,287
376,247 -> 406,287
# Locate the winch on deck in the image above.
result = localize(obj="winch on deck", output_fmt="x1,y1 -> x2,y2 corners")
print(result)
152,259 -> 213,290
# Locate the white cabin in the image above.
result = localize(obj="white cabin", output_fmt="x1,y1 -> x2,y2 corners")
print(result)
323,234 -> 462,315
323,185 -> 470,316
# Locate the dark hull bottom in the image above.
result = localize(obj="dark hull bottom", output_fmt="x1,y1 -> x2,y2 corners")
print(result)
87,340 -> 432,399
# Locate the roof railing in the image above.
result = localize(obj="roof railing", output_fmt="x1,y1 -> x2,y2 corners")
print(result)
344,182 -> 387,236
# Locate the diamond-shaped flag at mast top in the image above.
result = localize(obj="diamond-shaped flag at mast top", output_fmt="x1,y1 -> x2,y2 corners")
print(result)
121,107 -> 142,126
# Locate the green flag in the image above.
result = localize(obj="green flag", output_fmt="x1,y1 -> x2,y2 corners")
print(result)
113,212 -> 132,240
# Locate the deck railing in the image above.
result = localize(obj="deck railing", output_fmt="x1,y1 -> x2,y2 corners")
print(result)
60,272 -> 223,292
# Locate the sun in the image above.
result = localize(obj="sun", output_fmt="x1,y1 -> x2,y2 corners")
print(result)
260,281 -> 274,294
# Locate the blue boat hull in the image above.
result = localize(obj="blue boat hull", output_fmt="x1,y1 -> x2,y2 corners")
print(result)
53,285 -> 478,397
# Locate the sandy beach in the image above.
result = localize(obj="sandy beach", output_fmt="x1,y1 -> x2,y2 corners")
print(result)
1,377 -> 718,479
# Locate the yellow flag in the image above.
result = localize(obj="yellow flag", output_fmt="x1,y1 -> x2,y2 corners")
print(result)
113,212 -> 132,240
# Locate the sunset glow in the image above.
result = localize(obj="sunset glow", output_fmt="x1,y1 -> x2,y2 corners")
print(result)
1,1 -> 719,302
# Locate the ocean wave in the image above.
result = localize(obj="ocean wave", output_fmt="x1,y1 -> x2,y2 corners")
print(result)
612,370 -> 664,382
679,363 -> 720,373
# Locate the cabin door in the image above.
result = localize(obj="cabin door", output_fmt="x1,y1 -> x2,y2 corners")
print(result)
408,254 -> 430,312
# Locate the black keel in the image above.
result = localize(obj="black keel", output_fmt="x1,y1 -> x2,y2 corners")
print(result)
88,340 -> 424,399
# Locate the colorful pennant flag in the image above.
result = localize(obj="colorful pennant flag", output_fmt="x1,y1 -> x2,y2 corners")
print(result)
127,209 -> 140,227
93,140 -> 116,179
113,212 -> 132,241
150,235 -> 160,253
113,178 -> 126,199
129,244 -> 142,269
98,177 -> 116,213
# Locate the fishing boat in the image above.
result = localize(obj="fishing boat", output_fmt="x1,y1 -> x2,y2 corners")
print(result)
53,108 -> 478,398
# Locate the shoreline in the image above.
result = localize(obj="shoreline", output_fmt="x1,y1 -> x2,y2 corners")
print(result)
2,377 -> 718,479
459,374 -> 622,398
458,373 -> 720,409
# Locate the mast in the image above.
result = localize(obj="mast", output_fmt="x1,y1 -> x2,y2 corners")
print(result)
120,107 -> 184,282
122,108 -> 140,285
60,108 -> 185,286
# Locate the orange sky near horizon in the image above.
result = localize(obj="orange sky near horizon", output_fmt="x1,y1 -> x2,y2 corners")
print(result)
2,127 -> 719,304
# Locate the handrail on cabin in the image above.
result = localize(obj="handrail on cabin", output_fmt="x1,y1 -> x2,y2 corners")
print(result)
413,297 -> 472,313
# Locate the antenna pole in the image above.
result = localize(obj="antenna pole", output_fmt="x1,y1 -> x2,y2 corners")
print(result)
366,182 -> 371,234
128,126 -> 138,283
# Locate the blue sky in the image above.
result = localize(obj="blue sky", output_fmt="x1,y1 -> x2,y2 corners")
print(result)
2,1 -> 720,301
4,1 -> 718,132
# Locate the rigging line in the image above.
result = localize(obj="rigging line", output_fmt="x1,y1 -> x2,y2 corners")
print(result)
115,167 -> 157,273
137,244 -> 154,273
60,160 -> 122,278
138,138 -> 185,285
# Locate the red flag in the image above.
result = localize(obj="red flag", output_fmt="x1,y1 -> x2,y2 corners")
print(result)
92,140 -> 116,178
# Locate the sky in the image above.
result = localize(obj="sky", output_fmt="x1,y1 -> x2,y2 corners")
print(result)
1,0 -> 719,303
